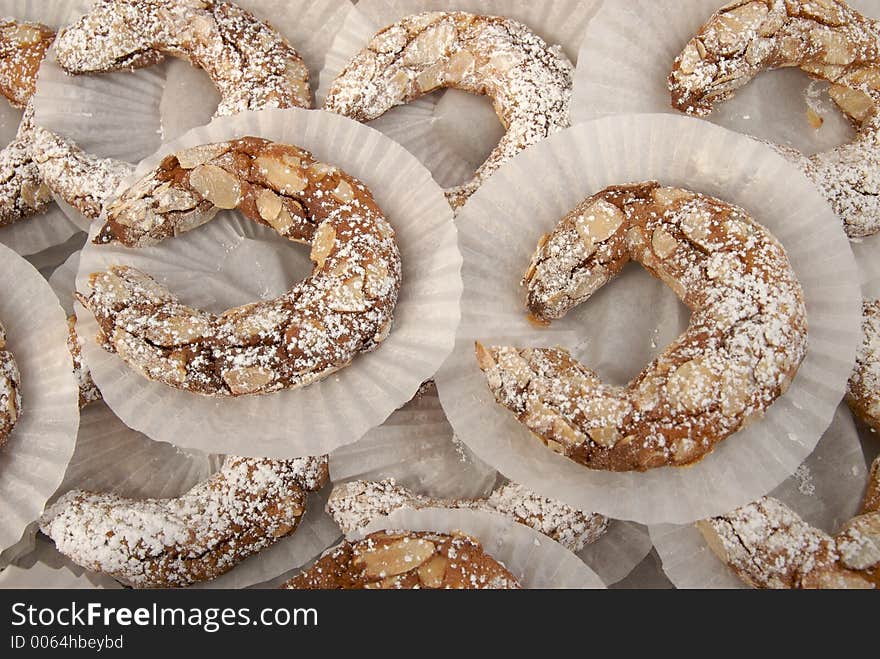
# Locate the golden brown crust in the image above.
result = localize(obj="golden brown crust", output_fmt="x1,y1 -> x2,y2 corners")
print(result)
324,11 -> 573,210
282,530 -> 521,590
478,182 -> 807,472
41,456 -> 328,588
669,0 -> 880,238
847,299 -> 880,432
0,21 -> 54,226
0,19 -> 54,108
77,137 -> 402,397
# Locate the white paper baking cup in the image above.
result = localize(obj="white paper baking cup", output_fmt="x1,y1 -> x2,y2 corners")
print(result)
318,0 -> 600,189
650,402 -> 869,589
0,0 -> 88,255
329,383 -> 499,500
330,381 -> 653,584
435,113 -> 863,525
0,536 -> 122,590
572,0 -> 880,156
0,244 -> 79,559
353,507 -> 605,588
159,0 -> 354,142
76,108 -> 460,457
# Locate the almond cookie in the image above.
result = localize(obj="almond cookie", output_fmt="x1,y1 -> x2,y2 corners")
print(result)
477,182 -> 807,472
40,455 -> 328,588
327,479 -> 608,553
697,455 -> 880,589
670,0 -> 880,239
30,0 -> 312,222
77,137 -> 402,397
0,319 -> 21,446
282,530 -> 520,589
847,299 -> 880,432
324,11 -> 573,210
0,19 -> 55,226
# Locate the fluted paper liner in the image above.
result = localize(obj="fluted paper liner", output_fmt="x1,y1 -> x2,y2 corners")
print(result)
572,0 -> 880,154
317,0 -> 600,189
159,0 -> 354,142
0,0 -> 88,254
0,244 -> 79,559
435,114 -> 862,525
76,108 -> 461,457
354,507 -> 605,588
0,536 -> 122,590
329,384 -> 499,500
329,382 -> 654,584
650,403 -> 870,588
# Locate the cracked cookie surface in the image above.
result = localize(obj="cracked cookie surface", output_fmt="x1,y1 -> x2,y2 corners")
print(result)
41,455 -> 328,588
478,182 -> 807,472
670,0 -> 880,239
324,11 -> 573,210
78,137 -> 402,397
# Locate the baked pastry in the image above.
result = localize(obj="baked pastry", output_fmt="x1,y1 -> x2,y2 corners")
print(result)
0,319 -> 21,447
669,0 -> 880,239
77,137 -> 402,397
477,182 -> 807,472
282,530 -> 521,589
698,456 -> 880,589
30,0 -> 312,221
66,315 -> 100,408
0,19 -> 55,226
327,479 -> 608,552
40,455 -> 328,588
324,11 -> 573,210
848,299 -> 880,432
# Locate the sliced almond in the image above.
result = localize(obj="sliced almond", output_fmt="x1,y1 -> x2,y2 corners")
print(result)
92,272 -> 133,306
475,342 -> 497,372
223,366 -> 275,395
446,49 -> 476,82
828,85 -> 874,124
667,358 -> 720,412
356,538 -> 436,578
575,199 -> 624,247
680,207 -> 718,250
416,63 -> 446,92
327,274 -> 367,312
651,227 -> 678,259
255,155 -> 308,195
176,143 -> 229,170
189,164 -> 241,209
588,425 -> 620,448
143,314 -> 212,347
402,22 -> 456,66
256,188 -> 283,222
652,186 -> 692,208
310,223 -> 337,269
417,555 -> 448,587
811,26 -> 854,65
332,179 -> 355,203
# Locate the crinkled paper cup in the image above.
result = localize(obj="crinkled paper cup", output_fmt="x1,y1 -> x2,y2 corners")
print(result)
318,0 -> 600,189
355,507 -> 605,588
0,244 -> 79,561
0,536 -> 121,590
329,383 -> 499,500
573,0 -> 880,154
650,402 -> 869,588
76,108 -> 461,457
32,399 -> 340,590
159,0 -> 354,142
435,114 -> 862,525
0,0 -> 87,254
329,382 -> 654,584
